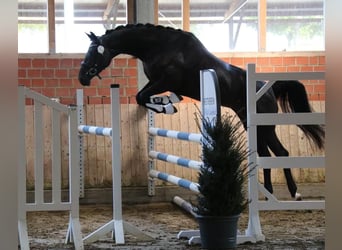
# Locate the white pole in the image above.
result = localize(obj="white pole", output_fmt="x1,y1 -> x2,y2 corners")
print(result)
110,84 -> 125,243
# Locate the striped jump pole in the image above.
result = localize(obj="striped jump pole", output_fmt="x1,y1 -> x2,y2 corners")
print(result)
172,196 -> 197,217
148,127 -> 202,143
149,170 -> 199,193
148,69 -> 220,197
78,125 -> 112,137
149,150 -> 202,171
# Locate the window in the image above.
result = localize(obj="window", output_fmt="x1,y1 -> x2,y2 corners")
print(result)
18,0 -> 127,53
55,0 -> 127,53
18,0 -> 48,53
18,0 -> 324,53
266,0 -> 324,51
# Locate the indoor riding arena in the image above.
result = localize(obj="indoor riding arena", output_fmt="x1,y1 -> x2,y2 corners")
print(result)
18,1 -> 325,249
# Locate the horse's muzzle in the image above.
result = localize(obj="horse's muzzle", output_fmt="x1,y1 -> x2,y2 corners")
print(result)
78,76 -> 91,86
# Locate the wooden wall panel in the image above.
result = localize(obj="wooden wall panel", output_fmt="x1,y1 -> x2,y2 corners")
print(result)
24,101 -> 325,189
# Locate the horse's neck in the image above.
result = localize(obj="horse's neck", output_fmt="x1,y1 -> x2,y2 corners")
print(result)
104,29 -> 157,60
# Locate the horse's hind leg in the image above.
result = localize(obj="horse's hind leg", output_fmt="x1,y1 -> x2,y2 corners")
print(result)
257,137 -> 273,196
266,127 -> 301,200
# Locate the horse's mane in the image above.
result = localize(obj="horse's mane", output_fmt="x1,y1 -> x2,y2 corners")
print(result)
104,23 -> 185,36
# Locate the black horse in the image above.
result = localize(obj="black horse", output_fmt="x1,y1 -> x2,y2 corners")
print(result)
78,23 -> 324,200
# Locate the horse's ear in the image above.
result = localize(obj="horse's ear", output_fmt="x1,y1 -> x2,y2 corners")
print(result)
86,32 -> 99,43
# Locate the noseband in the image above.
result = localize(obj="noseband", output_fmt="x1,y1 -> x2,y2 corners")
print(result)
81,44 -> 108,80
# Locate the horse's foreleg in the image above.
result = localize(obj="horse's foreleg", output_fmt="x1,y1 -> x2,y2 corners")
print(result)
145,102 -> 177,114
136,82 -> 182,114
137,83 -> 183,114
150,92 -> 183,105
147,92 -> 183,114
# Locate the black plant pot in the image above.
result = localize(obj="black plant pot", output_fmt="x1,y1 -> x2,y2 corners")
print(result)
197,214 -> 240,249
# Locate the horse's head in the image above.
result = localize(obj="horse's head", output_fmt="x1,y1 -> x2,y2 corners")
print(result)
78,32 -> 113,86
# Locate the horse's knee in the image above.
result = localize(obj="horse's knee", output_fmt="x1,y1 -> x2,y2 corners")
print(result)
136,91 -> 148,106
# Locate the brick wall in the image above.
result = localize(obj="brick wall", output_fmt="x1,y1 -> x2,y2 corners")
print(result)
18,52 -> 325,104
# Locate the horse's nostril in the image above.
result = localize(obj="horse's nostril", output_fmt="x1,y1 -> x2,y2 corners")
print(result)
79,77 -> 90,86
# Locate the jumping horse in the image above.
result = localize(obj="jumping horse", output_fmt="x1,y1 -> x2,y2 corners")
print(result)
78,23 -> 324,200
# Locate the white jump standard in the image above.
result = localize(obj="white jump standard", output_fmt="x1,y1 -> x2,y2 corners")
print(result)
77,84 -> 153,244
18,86 -> 84,250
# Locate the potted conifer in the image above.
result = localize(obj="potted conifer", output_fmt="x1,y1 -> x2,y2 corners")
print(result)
193,113 -> 254,249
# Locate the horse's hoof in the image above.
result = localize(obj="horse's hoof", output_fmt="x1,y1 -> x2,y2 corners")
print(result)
295,192 -> 302,201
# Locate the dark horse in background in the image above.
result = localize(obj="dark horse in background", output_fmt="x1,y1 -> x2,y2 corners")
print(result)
78,23 -> 324,200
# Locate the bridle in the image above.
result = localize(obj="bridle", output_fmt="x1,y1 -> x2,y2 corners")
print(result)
81,43 -> 107,80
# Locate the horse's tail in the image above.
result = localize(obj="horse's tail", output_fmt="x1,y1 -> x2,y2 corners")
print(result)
272,80 -> 325,149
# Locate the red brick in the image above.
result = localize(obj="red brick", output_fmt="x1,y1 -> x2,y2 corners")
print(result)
46,59 -> 59,68
287,66 -> 300,72
56,87 -> 70,97
19,79 -> 31,87
102,97 -> 111,104
128,58 -> 137,67
19,59 -> 31,68
127,77 -> 137,86
114,77 -> 127,85
300,66 -> 314,72
256,57 -> 270,66
318,56 -> 325,65
88,97 -> 102,104
101,78 -> 114,86
128,96 -> 137,104
60,59 -> 73,68
27,69 -> 41,78
41,69 -> 55,78
304,84 -> 314,94
270,57 -> 282,66
283,57 -> 296,66
314,84 -> 326,93
120,96 -> 128,104
45,79 -> 59,87
231,57 -> 244,67
114,58 -> 128,67
124,68 -> 137,77
60,79 -> 73,87
111,68 -> 123,76
309,93 -> 325,101
274,66 -> 287,72
41,88 -> 56,97
98,88 -> 110,96
259,66 -> 273,72
55,69 -> 68,78
18,69 -> 26,78
314,65 -> 325,72
25,99 -> 33,105
69,69 -> 79,78
99,68 -> 111,78
60,97 -> 75,105
31,79 -> 45,87
32,59 -> 45,68
296,56 -> 309,65
125,87 -> 138,97
83,87 -> 97,96
73,58 -> 83,67
309,56 -> 319,65
244,57 -> 257,65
